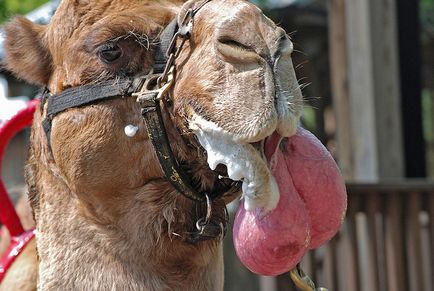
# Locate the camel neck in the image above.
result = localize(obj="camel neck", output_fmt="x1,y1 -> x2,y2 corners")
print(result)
35,171 -> 224,290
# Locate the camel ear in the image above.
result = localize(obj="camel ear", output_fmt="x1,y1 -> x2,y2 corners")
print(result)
3,16 -> 52,85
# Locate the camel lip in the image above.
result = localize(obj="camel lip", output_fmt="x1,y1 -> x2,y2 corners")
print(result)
214,175 -> 242,197
249,139 -> 266,162
189,113 -> 280,211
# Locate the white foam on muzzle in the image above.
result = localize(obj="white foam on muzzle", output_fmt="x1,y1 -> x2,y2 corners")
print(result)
189,114 -> 279,212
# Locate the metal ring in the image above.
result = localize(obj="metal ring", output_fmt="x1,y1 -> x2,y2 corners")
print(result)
195,217 -> 206,231
180,8 -> 194,27
205,193 -> 212,222
194,193 -> 213,231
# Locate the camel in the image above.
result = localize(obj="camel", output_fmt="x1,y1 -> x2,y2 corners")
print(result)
0,0 -> 346,290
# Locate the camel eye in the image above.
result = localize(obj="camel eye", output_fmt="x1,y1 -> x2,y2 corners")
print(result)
99,43 -> 123,63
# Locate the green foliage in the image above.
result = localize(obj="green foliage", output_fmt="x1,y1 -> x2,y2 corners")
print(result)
421,0 -> 434,9
421,0 -> 434,42
301,105 -> 316,132
254,0 -> 270,8
422,89 -> 434,177
422,89 -> 434,142
251,0 -> 274,17
0,0 -> 48,24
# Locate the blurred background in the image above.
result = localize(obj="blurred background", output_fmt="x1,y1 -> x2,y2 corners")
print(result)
0,0 -> 433,290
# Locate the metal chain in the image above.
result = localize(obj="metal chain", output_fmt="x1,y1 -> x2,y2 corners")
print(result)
157,0 -> 212,88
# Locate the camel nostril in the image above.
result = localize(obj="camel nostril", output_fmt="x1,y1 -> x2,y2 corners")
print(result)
218,38 -> 253,51
277,36 -> 294,56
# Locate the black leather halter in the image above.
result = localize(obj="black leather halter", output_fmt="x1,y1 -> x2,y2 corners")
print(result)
40,0 -> 239,204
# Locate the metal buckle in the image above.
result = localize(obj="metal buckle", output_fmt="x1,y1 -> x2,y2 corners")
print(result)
158,1 -> 212,88
134,67 -> 175,106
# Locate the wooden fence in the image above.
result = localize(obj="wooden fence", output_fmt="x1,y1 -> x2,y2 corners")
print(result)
273,181 -> 434,291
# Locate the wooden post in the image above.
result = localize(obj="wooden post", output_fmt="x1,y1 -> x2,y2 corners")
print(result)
329,0 -> 405,181
368,0 -> 404,180
328,0 -> 353,180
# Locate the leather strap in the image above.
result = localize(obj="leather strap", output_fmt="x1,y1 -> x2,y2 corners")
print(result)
42,78 -> 143,141
153,19 -> 178,74
134,76 -> 239,202
137,89 -> 208,201
41,18 -> 179,140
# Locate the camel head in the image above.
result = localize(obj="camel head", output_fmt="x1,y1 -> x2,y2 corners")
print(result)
3,0 -> 302,222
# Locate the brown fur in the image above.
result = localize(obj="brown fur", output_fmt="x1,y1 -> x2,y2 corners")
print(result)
2,17 -> 52,85
1,0 -> 302,290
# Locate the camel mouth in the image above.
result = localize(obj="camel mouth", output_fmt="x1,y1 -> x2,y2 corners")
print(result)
250,139 -> 266,161
211,164 -> 243,201
189,113 -> 281,211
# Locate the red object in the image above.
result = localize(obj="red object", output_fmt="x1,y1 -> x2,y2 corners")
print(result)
233,127 -> 347,276
0,99 -> 39,282
0,230 -> 35,282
